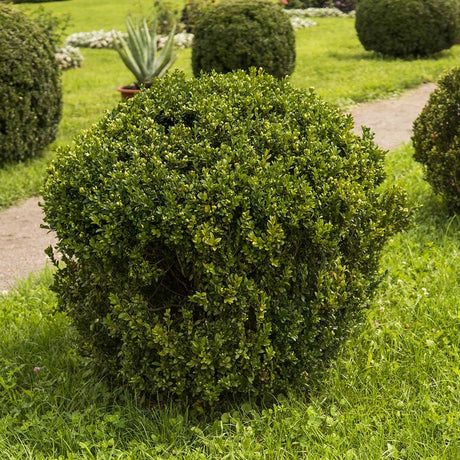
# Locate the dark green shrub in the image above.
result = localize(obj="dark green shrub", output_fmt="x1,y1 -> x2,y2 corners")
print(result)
4,1 -> 66,4
179,0 -> 213,33
150,0 -> 180,35
333,0 -> 355,12
26,6 -> 71,51
355,0 -> 460,57
43,69 -> 410,404
291,0 -> 331,6
412,68 -> 460,212
287,0 -> 355,11
192,0 -> 295,78
0,3 -> 62,164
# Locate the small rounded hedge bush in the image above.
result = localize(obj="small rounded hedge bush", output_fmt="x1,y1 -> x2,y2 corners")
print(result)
412,68 -> 460,212
43,70 -> 409,404
355,0 -> 460,57
192,0 -> 295,78
0,3 -> 62,164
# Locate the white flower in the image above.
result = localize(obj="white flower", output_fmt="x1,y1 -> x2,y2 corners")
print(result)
65,30 -> 124,49
284,8 -> 349,18
55,46 -> 84,70
290,18 -> 317,31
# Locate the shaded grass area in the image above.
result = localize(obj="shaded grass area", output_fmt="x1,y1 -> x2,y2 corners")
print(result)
1,144 -> 458,458
292,20 -> 460,107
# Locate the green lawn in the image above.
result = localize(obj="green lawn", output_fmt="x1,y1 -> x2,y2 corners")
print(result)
292,21 -> 460,106
1,1 -> 459,458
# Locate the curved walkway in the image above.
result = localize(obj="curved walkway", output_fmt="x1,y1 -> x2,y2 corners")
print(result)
350,83 -> 436,150
0,83 -> 436,291
0,197 -> 55,291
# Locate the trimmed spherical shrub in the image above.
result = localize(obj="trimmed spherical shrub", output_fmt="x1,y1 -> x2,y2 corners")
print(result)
43,69 -> 409,404
192,0 -> 295,78
0,4 -> 62,164
355,0 -> 460,57
412,68 -> 460,212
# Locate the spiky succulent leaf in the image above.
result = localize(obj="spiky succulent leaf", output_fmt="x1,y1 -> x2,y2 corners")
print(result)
114,16 -> 176,86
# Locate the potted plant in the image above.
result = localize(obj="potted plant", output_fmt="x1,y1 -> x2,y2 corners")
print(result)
114,16 -> 176,100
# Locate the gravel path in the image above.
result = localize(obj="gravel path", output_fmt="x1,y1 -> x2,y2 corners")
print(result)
0,83 -> 436,291
0,196 -> 55,291
350,83 -> 436,150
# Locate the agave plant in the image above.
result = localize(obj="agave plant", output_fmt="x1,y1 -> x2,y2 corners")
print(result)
114,16 -> 176,88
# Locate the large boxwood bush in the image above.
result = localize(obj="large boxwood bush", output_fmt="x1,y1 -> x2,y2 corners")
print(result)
43,70 -> 409,404
355,0 -> 460,58
0,3 -> 62,164
412,68 -> 460,213
192,0 -> 295,78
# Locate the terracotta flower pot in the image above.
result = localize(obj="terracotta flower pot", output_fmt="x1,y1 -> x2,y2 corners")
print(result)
117,85 -> 141,101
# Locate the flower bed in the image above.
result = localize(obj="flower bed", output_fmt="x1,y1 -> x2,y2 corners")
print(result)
65,30 -> 194,50
55,45 -> 84,70
284,7 -> 354,18
64,11 -> 322,52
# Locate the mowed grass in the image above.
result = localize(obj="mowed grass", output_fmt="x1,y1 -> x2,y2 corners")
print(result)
0,143 -> 458,458
292,20 -> 460,106
18,0 -> 161,34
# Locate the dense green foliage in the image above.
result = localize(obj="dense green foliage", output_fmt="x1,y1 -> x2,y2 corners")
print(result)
43,69 -> 409,404
4,0 -> 66,3
192,0 -> 295,78
25,6 -> 71,51
412,68 -> 460,213
333,0 -> 355,12
179,0 -> 213,33
0,3 -> 62,164
288,0 -> 355,11
355,0 -> 460,57
289,0 -> 330,7
151,0 -> 180,35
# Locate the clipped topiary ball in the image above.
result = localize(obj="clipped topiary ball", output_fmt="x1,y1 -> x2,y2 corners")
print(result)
355,0 -> 460,58
43,70 -> 409,404
192,0 -> 295,78
0,3 -> 62,164
412,68 -> 460,212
